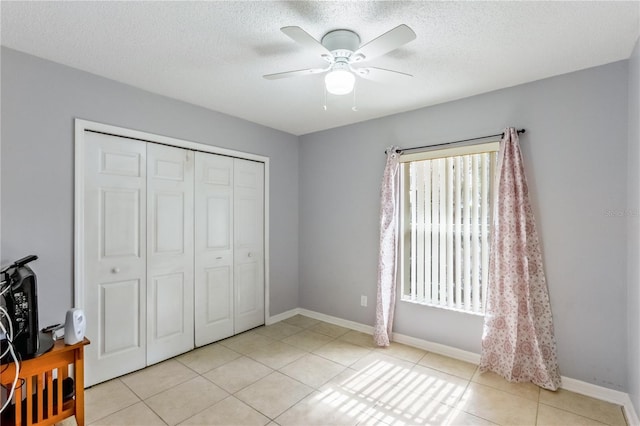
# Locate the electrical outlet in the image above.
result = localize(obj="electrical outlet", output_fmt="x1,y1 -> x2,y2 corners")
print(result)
360,295 -> 367,307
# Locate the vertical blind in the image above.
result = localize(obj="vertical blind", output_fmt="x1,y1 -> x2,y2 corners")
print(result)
402,149 -> 496,314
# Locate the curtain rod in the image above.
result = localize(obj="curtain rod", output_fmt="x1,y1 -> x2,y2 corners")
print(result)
387,128 -> 526,154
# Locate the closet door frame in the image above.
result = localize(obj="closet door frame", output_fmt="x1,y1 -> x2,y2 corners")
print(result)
74,118 -> 270,339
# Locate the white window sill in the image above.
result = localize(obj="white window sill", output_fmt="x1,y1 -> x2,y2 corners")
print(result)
400,296 -> 486,317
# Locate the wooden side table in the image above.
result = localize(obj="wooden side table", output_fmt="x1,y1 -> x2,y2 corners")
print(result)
1,338 -> 90,426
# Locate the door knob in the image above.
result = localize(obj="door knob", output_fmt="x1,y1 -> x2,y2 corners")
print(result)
247,252 -> 253,258
111,267 -> 120,274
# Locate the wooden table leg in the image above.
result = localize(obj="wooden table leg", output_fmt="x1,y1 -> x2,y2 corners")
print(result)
74,346 -> 85,426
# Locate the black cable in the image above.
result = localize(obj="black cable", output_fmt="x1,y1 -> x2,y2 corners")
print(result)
0,329 -> 20,415
13,378 -> 25,391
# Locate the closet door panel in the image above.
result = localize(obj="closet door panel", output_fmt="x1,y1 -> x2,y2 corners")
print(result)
207,196 -> 232,248
147,144 -> 194,364
205,265 -> 232,322
234,159 -> 265,334
195,153 -> 234,346
102,189 -> 141,257
152,272 -> 186,338
84,131 -> 147,387
100,279 -> 141,355
154,193 -> 185,252
235,263 -> 259,315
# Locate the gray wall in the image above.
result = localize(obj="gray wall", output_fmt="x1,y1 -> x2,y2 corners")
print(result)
0,47 -> 300,326
627,36 -> 640,413
299,61 -> 630,391
2,45 -> 635,394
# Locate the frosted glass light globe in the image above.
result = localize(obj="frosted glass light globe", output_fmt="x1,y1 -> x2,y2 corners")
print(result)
325,69 -> 355,95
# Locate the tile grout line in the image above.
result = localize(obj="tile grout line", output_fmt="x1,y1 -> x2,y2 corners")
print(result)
139,399 -> 170,426
122,369 -> 195,426
215,328 -> 339,423
241,324 -> 392,424
85,378 -> 143,426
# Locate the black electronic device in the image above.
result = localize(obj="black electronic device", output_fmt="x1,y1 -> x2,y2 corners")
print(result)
0,255 -> 53,360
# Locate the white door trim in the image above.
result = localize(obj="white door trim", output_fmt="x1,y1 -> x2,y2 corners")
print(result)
74,118 -> 271,325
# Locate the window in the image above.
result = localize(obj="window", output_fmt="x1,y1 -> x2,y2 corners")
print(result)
399,142 -> 499,315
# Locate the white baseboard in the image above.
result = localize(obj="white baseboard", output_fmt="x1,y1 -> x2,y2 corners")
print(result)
297,309 -> 374,334
270,307 -> 640,424
560,376 -> 640,425
560,376 -> 627,404
391,332 -> 481,364
266,308 -> 300,325
625,397 -> 640,426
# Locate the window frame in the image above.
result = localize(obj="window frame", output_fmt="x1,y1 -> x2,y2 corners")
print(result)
398,140 -> 500,316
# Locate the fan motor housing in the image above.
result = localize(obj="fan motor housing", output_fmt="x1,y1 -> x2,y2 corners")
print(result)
321,29 -> 360,57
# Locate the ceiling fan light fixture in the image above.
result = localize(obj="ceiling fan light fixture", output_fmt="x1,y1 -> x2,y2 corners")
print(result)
325,68 -> 355,95
265,24 -> 417,97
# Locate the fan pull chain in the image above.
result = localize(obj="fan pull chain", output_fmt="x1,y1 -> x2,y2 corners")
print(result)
323,85 -> 328,111
352,80 -> 358,111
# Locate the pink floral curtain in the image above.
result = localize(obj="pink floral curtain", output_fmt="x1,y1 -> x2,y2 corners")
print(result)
374,146 -> 400,346
479,128 -> 561,390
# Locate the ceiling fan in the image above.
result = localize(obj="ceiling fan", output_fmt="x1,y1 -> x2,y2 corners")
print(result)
263,25 -> 417,95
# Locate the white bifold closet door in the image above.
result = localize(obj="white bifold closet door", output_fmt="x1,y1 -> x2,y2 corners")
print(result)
82,130 -> 265,385
146,144 -> 194,364
83,132 -> 148,386
233,159 -> 265,334
194,154 -> 234,345
194,154 -> 265,345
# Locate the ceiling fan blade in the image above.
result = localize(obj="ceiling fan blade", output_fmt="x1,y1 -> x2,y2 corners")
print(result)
351,24 -> 416,63
263,67 -> 329,80
281,26 -> 333,61
352,66 -> 413,82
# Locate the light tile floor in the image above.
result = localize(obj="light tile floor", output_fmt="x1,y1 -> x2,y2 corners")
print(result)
59,315 -> 628,426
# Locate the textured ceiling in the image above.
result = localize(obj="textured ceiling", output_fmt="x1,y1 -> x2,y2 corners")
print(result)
1,1 -> 639,136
